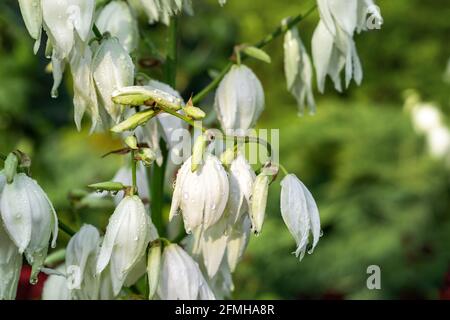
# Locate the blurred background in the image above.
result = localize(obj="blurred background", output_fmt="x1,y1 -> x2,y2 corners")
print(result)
1,0 -> 449,299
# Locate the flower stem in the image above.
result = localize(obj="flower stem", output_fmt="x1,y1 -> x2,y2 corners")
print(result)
191,4 -> 317,105
59,220 -> 76,237
131,150 -> 137,193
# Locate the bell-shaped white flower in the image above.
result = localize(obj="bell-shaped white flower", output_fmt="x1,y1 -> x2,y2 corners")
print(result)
96,195 -> 158,295
312,20 -> 362,93
139,0 -> 188,25
226,214 -> 251,272
69,45 -> 100,131
249,168 -> 274,235
0,173 -> 58,282
169,154 -> 229,233
0,222 -> 22,300
41,265 -> 72,300
225,154 -> 255,227
214,64 -> 265,132
41,0 -> 95,59
284,26 -> 315,114
66,224 -> 101,300
207,259 -> 234,299
280,174 -> 321,260
356,0 -> 383,33
92,37 -> 135,123
18,0 -> 43,54
157,244 -> 215,300
96,1 -> 139,53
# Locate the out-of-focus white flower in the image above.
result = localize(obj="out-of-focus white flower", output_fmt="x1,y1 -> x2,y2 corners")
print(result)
41,0 -> 95,59
312,0 -> 382,93
92,37 -> 135,123
157,244 -> 215,300
218,0 -> 227,6
215,64 -> 265,132
139,0 -> 187,25
0,221 -> 22,300
427,126 -> 450,160
50,50 -> 66,99
97,195 -> 157,295
41,265 -> 72,300
356,0 -> 383,33
226,214 -> 251,272
0,173 -> 58,283
280,174 -> 321,260
96,1 -> 139,53
410,103 -> 443,134
18,0 -> 43,54
169,154 -> 229,233
284,26 -> 315,114
65,224 -> 101,299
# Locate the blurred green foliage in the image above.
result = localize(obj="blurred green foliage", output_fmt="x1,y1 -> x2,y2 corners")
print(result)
0,0 -> 449,299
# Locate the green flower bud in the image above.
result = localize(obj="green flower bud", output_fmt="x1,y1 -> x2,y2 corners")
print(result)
183,106 -> 206,120
112,86 -> 183,111
111,109 -> 157,133
88,181 -> 126,192
124,135 -> 138,150
147,241 -> 161,300
191,134 -> 208,172
4,153 -> 19,184
136,148 -> 156,167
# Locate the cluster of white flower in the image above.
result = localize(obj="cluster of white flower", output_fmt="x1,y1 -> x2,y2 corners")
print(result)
7,0 -> 384,300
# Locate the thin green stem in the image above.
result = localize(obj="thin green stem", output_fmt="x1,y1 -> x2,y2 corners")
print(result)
131,150 -> 137,192
44,249 -> 66,266
191,4 -> 317,105
59,220 -> 76,237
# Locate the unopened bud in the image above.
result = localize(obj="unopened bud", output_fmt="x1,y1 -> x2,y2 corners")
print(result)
183,106 -> 206,120
191,134 -> 209,172
88,181 -> 126,192
4,153 -> 19,184
147,241 -> 161,300
111,109 -> 157,133
124,135 -> 138,150
136,148 -> 156,166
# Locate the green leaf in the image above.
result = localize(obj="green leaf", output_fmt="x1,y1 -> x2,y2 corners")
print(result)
242,46 -> 271,63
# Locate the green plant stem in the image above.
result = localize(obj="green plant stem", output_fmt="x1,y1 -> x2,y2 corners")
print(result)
191,4 -> 317,105
149,17 -> 179,237
44,249 -> 66,266
59,220 -> 76,237
131,150 -> 137,192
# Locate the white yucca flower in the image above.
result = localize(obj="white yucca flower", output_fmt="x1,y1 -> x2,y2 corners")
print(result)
139,0 -> 189,25
284,26 -> 315,114
312,0 -> 382,93
92,37 -> 135,123
96,1 -> 139,53
226,214 -> 251,272
169,154 -> 229,233
41,0 -> 95,59
280,174 -> 321,260
157,244 -> 215,300
225,154 -> 255,227
207,259 -> 234,299
18,0 -> 43,54
97,195 -> 158,295
69,45 -> 99,131
0,220 -> 22,300
215,64 -> 265,132
249,167 -> 275,235
65,224 -> 101,300
41,265 -> 72,300
0,173 -> 58,282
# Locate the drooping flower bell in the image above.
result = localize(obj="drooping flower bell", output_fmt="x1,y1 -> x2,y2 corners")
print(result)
169,154 -> 229,233
0,171 -> 58,283
0,219 -> 22,300
283,25 -> 315,114
280,174 -> 321,260
96,195 -> 158,295
226,214 -> 251,272
138,0 -> 192,25
96,1 -> 139,53
41,0 -> 95,59
312,0 -> 382,93
18,0 -> 43,54
65,224 -> 102,300
214,64 -> 265,132
92,36 -> 135,124
157,244 -> 215,300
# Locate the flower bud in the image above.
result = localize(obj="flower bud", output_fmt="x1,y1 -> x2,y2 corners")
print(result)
214,64 -> 264,131
112,86 -> 183,111
0,222 -> 22,300
191,133 -> 208,172
88,181 -> 126,192
92,37 -> 135,123
183,106 -> 206,120
111,109 -> 157,133
280,174 -> 321,260
136,148 -> 157,166
169,154 -> 229,233
18,0 -> 43,54
157,244 -> 215,300
0,173 -> 58,283
96,195 -> 158,295
124,135 -> 138,150
96,1 -> 139,53
146,241 -> 161,300
4,153 -> 19,184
